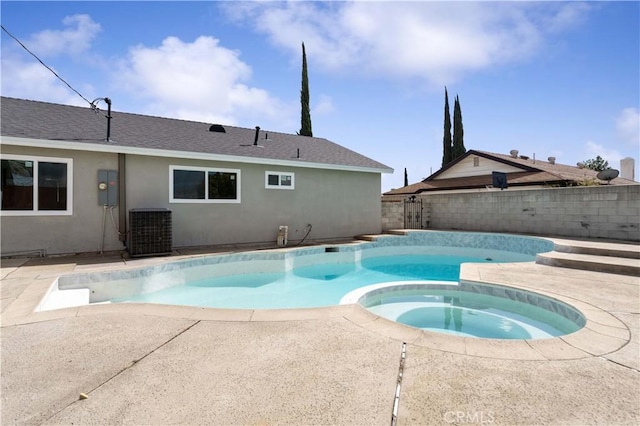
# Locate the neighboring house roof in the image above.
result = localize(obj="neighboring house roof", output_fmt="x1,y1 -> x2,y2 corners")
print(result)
385,149 -> 636,195
0,97 -> 392,174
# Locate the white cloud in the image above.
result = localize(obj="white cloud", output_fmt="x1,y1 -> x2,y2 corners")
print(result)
1,15 -> 99,105
224,1 -> 591,85
616,107 -> 640,147
117,35 -> 292,127
2,15 -> 294,130
543,2 -> 591,33
28,14 -> 101,57
585,141 -> 623,166
1,50 -> 67,102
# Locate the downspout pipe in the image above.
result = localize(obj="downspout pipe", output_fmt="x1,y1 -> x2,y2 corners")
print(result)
118,153 -> 127,247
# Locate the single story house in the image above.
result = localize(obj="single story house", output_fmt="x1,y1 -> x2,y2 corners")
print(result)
384,149 -> 636,198
1,97 -> 392,256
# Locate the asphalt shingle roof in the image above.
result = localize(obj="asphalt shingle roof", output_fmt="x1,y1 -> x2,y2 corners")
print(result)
1,97 -> 392,172
384,149 -> 636,195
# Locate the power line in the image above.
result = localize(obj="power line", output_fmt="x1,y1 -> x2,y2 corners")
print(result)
1,24 -> 93,106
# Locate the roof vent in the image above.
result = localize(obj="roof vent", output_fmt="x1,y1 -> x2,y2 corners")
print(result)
509,149 -> 519,158
577,162 -> 585,169
239,126 -> 264,148
209,124 -> 226,133
519,155 -> 529,160
548,156 -> 556,165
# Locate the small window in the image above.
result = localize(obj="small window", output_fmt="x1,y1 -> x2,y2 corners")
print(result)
1,154 -> 73,216
170,165 -> 240,203
473,157 -> 480,167
265,171 -> 295,190
267,174 -> 279,186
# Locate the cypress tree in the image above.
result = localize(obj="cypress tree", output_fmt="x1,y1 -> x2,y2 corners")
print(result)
452,95 -> 466,160
441,87 -> 452,167
299,42 -> 313,137
404,168 -> 409,186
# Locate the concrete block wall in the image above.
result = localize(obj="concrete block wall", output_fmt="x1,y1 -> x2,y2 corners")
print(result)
382,185 -> 640,241
381,199 -> 404,230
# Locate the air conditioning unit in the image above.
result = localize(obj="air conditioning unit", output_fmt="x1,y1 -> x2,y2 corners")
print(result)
128,208 -> 172,257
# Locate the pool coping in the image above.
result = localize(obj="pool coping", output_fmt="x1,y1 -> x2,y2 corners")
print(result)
1,233 -> 635,361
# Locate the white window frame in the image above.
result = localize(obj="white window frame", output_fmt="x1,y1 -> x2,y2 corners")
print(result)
265,171 -> 295,190
169,165 -> 241,203
1,154 -> 73,216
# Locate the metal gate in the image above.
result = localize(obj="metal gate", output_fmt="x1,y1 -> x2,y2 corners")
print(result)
404,197 -> 423,229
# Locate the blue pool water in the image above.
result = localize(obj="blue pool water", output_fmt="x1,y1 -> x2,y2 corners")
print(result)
113,254 -> 496,309
46,231 -> 584,339
363,288 -> 583,339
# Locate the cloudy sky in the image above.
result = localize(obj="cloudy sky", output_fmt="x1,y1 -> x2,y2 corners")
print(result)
2,1 -> 638,191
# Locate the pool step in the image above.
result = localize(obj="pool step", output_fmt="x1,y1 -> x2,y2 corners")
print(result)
355,230 -> 408,241
552,239 -> 640,259
355,234 -> 380,242
37,287 -> 91,312
536,251 -> 640,277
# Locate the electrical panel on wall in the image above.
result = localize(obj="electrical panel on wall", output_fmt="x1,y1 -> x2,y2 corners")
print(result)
98,170 -> 118,206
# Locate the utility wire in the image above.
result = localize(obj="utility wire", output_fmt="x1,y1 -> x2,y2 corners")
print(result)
1,24 -> 93,106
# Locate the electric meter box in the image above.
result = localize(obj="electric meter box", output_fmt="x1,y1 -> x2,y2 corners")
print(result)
98,170 -> 118,206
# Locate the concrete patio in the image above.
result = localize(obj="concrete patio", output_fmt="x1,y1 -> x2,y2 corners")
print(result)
1,236 -> 638,425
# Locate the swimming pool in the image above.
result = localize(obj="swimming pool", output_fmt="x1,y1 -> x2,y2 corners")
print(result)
37,231 -> 584,339
40,231 -> 553,310
106,252 -> 529,309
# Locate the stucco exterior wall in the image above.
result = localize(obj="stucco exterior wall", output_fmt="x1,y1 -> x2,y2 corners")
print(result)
125,154 -> 382,247
1,146 -> 383,255
1,145 -> 122,255
382,185 -> 640,242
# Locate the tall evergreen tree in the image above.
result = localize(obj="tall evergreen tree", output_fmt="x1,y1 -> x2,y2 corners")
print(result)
404,168 -> 409,186
452,95 -> 466,160
299,42 -> 313,137
441,87 -> 453,167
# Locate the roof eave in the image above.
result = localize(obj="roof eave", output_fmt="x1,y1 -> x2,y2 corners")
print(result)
1,136 -> 393,174
425,150 -> 542,181
412,180 -> 568,193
